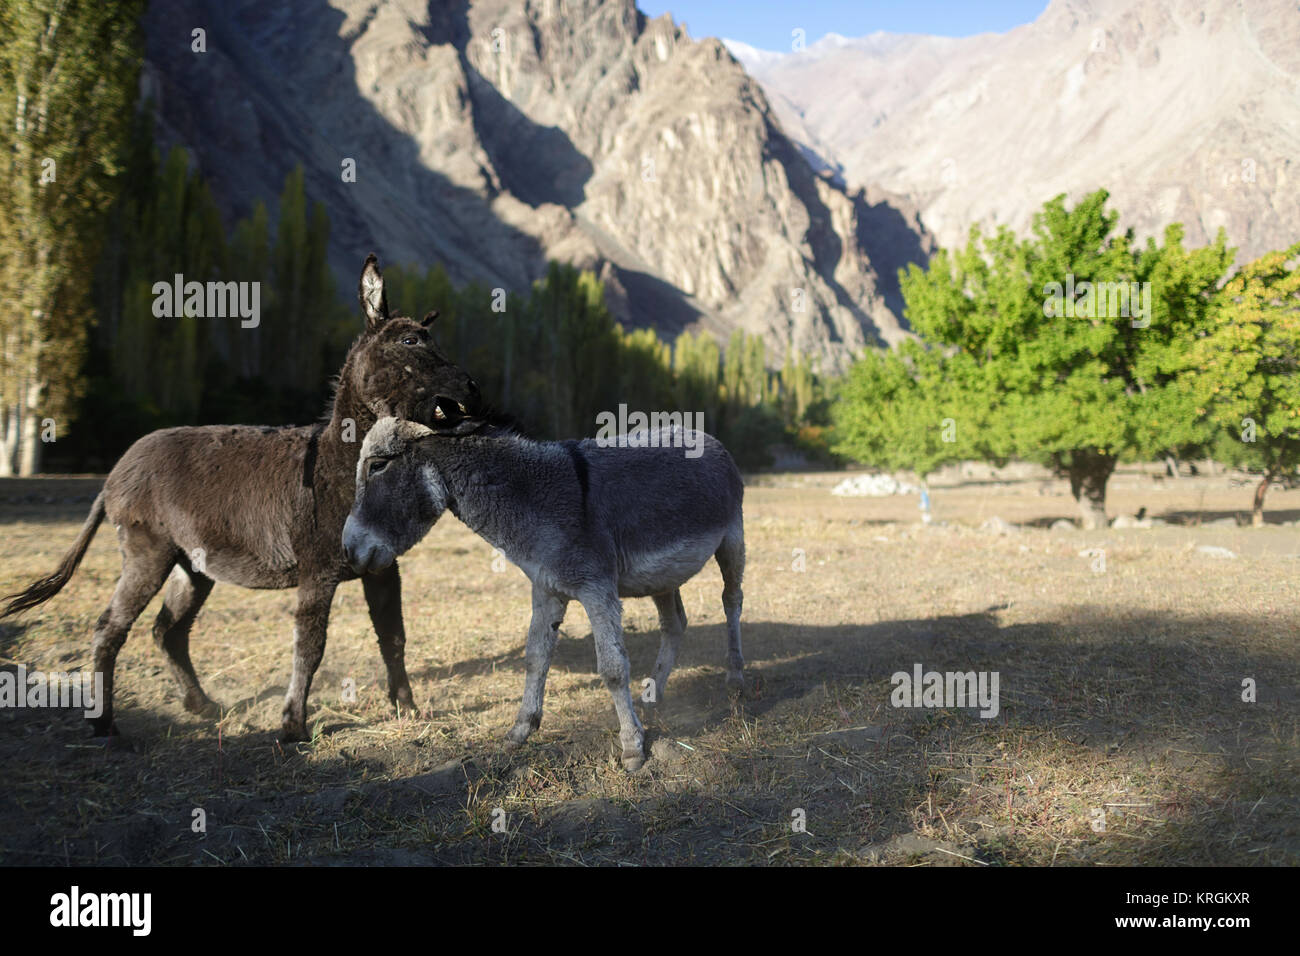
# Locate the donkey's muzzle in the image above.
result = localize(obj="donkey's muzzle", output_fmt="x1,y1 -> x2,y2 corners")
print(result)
342,514 -> 395,575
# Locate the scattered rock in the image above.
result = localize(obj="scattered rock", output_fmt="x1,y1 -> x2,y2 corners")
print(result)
1050,518 -> 1076,532
1196,545 -> 1237,559
978,516 -> 1019,535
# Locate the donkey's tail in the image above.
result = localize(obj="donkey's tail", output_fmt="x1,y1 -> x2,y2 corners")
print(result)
1,491 -> 107,618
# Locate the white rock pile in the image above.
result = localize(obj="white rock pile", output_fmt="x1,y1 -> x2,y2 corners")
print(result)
831,474 -> 922,497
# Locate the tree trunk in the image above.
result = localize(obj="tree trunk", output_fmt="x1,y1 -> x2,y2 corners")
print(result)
0,405 -> 17,477
1068,450 -> 1115,530
18,379 -> 42,476
1252,474 -> 1271,528
1163,453 -> 1179,480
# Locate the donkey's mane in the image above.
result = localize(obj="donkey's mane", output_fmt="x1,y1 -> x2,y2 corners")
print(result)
316,329 -> 369,426
440,406 -> 528,441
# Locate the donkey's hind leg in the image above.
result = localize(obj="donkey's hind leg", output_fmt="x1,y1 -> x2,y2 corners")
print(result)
361,560 -> 416,715
88,525 -> 175,736
582,588 -> 645,771
151,564 -> 217,717
647,589 -> 687,706
715,524 -> 745,695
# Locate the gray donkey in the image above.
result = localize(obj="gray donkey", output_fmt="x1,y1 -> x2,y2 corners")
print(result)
1,256 -> 481,741
342,415 -> 746,770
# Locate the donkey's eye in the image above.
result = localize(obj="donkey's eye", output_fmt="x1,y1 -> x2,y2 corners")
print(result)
367,458 -> 390,478
400,335 -> 420,346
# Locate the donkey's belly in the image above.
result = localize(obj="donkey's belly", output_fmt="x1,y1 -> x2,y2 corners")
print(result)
169,528 -> 300,589
204,560 -> 299,590
616,535 -> 720,598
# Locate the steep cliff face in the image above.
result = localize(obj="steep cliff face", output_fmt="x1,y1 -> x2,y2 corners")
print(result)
141,0 -> 927,369
735,0 -> 1300,262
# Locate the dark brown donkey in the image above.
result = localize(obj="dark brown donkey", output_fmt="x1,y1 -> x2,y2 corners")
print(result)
1,255 -> 480,741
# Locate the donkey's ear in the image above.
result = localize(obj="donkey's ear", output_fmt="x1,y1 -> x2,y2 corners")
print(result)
359,253 -> 389,330
420,310 -> 439,328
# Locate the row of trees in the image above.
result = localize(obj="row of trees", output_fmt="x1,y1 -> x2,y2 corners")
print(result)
69,124 -> 351,467
380,260 -> 830,469
0,2 -> 831,474
49,137 -> 832,471
832,189 -> 1300,527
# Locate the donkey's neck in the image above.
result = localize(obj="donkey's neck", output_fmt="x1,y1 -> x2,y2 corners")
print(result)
429,434 -> 569,556
320,376 -> 376,465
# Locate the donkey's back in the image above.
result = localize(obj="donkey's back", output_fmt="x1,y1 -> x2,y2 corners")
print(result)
105,424 -> 316,588
573,428 -> 743,599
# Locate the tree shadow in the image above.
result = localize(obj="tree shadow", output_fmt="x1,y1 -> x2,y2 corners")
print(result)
1160,509 -> 1300,526
1,604 -> 1293,864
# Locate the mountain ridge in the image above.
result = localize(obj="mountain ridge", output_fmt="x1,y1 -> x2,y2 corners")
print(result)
140,0 -> 931,370
733,0 -> 1300,262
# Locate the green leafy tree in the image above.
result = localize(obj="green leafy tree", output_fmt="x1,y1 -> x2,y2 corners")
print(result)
1184,243 -> 1300,525
832,339 -> 989,478
890,189 -> 1230,527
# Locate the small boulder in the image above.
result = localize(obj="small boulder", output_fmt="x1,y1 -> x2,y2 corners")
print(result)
1196,545 -> 1237,559
979,516 -> 1019,535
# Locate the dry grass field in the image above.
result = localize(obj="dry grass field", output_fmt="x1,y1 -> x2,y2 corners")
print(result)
1,467 -> 1297,866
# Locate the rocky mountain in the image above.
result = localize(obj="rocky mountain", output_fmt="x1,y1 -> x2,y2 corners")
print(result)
733,0 -> 1300,262
140,0 -> 932,369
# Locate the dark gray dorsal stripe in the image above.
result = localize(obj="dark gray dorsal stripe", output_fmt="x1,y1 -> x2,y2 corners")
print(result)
560,439 -> 590,517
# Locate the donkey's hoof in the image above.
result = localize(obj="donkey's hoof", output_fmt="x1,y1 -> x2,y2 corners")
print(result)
621,747 -> 646,772
390,687 -> 416,710
280,721 -> 310,743
504,723 -> 533,749
393,702 -> 424,722
87,719 -> 120,738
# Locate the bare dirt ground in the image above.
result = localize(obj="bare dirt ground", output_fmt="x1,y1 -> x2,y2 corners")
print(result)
1,467 -> 1296,866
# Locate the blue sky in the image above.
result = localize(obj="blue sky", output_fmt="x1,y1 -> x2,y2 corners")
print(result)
637,1 -> 1049,49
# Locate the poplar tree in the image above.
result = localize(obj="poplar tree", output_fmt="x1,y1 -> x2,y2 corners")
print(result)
0,0 -> 144,473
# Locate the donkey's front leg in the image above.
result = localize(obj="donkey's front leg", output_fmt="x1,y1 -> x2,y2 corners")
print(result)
505,583 -> 568,748
361,561 -> 416,715
281,578 -> 339,742
582,589 -> 644,771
